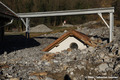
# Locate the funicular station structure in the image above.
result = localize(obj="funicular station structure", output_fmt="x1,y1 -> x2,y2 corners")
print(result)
0,1 -> 114,44
18,7 -> 114,42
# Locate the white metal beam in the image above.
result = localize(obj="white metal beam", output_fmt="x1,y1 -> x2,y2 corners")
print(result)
18,7 -> 114,18
98,13 -> 110,28
21,18 -> 26,26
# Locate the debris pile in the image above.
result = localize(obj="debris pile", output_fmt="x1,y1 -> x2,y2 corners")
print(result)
30,24 -> 52,32
0,40 -> 120,80
0,26 -> 120,80
77,21 -> 98,27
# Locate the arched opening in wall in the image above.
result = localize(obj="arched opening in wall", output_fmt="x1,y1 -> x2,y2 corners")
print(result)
70,42 -> 78,49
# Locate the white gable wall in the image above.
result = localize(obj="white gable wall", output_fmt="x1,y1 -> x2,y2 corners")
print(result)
49,37 -> 87,53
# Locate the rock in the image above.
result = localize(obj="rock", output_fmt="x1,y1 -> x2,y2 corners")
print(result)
53,60 -> 59,63
81,62 -> 86,65
67,68 -> 74,73
94,68 -> 99,72
106,67 -> 113,72
44,77 -> 55,80
29,76 -> 39,80
77,65 -> 85,70
108,63 -> 114,68
4,51 -> 7,55
87,47 -> 95,53
114,64 -> 120,72
99,52 -> 105,59
118,49 -> 120,55
113,44 -> 119,48
70,72 -> 74,76
102,72 -> 107,75
90,37 -> 96,40
98,63 -> 109,72
108,53 -> 114,57
64,30 -> 68,33
104,55 -> 112,62
73,77 -> 77,80
38,61 -> 42,65
44,61 -> 51,66
103,40 -> 108,43
63,64 -> 69,70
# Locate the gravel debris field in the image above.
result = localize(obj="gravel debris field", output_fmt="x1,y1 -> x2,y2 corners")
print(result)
0,26 -> 120,80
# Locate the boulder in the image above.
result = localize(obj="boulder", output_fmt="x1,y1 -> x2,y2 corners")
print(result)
114,64 -> 120,72
98,63 -> 109,72
44,77 -> 55,80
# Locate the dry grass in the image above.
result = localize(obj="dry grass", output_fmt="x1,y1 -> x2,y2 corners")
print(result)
5,26 -> 77,38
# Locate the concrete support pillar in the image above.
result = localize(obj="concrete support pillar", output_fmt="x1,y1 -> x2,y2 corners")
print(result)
25,18 -> 30,39
110,13 -> 114,42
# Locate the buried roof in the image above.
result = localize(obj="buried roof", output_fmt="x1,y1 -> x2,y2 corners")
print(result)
42,30 -> 97,52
